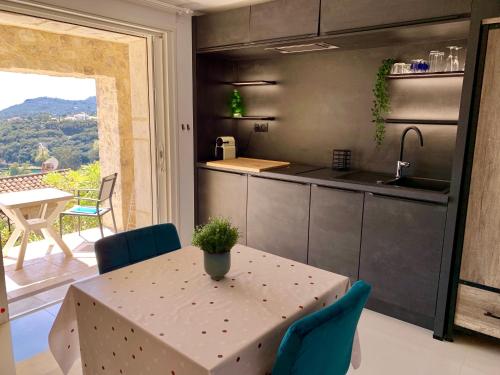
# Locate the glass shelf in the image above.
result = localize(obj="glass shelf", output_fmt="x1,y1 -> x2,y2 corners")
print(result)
225,80 -> 277,86
385,119 -> 458,125
387,72 -> 464,79
222,116 -> 276,120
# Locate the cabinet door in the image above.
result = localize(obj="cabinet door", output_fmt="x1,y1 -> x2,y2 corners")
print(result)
308,185 -> 363,283
247,176 -> 310,263
460,27 -> 500,290
250,0 -> 320,42
195,7 -> 250,49
320,0 -> 471,34
197,169 -> 248,245
359,193 -> 447,329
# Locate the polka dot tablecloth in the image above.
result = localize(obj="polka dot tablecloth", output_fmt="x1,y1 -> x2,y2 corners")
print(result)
49,245 -> 359,374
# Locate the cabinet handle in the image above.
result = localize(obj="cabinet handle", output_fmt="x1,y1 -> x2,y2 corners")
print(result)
181,123 -> 185,130
484,311 -> 500,320
187,124 -> 191,131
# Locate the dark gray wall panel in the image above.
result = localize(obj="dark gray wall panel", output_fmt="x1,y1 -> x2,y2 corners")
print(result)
359,193 -> 447,328
247,176 -> 310,263
232,41 -> 462,180
320,0 -> 471,34
250,0 -> 320,42
197,169 -> 248,245
308,185 -> 364,282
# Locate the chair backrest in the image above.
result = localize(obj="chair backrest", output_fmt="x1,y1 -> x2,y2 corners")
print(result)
272,280 -> 371,375
98,173 -> 117,202
94,223 -> 181,274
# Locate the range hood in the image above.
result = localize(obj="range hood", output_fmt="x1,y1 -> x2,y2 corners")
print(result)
265,42 -> 339,54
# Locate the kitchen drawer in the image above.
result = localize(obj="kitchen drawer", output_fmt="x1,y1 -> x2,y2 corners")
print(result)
455,284 -> 500,339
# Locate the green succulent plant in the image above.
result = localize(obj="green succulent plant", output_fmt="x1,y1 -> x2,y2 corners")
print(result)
192,217 -> 239,254
372,58 -> 396,146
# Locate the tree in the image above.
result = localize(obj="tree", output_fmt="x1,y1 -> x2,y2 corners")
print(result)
52,146 -> 81,170
34,143 -> 50,164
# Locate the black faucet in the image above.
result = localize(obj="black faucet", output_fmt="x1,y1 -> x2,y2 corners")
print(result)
396,126 -> 424,179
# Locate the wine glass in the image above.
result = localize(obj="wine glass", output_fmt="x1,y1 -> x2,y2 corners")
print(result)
453,47 -> 463,72
445,46 -> 455,72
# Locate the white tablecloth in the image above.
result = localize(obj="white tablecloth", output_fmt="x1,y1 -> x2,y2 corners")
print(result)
49,245 -> 360,374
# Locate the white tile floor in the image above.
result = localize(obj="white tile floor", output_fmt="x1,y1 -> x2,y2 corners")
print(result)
4,227 -> 112,317
1,307 -> 498,374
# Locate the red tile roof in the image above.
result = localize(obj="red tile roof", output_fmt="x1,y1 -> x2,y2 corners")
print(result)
0,170 -> 68,194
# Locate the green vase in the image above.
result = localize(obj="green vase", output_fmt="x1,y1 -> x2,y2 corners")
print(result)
204,251 -> 231,281
229,89 -> 245,118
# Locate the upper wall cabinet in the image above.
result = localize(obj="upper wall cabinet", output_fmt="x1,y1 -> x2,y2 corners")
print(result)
320,0 -> 471,34
249,0 -> 320,42
196,7 -> 251,49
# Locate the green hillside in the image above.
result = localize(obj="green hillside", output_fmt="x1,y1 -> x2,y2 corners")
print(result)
0,96 -> 96,120
0,97 -> 98,172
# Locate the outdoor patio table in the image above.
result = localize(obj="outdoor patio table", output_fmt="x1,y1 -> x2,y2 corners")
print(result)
0,188 -> 73,270
49,245 -> 361,375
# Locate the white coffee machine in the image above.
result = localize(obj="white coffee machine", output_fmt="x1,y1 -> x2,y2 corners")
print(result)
215,136 -> 236,160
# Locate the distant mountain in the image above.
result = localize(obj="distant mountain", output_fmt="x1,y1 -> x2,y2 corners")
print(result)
0,96 -> 96,120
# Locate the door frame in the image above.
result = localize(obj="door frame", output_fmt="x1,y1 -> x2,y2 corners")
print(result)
435,0 -> 500,340
0,0 -> 185,322
0,0 -> 182,227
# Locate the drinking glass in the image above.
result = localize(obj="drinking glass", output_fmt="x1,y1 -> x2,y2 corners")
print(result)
417,59 -> 429,73
437,52 -> 445,72
429,51 -> 439,72
391,63 -> 407,74
411,59 -> 420,73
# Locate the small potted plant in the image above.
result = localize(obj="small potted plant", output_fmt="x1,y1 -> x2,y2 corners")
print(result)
192,217 -> 239,281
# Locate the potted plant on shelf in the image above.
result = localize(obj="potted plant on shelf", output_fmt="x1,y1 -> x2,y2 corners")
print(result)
192,217 -> 239,281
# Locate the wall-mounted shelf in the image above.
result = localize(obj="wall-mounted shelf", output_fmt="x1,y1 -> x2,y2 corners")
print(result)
225,80 -> 277,86
385,119 -> 458,125
222,116 -> 276,120
387,72 -> 464,79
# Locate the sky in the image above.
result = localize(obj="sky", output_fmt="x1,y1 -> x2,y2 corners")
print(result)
0,71 -> 96,111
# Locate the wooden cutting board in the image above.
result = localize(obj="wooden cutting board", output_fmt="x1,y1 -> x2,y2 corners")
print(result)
206,157 -> 290,173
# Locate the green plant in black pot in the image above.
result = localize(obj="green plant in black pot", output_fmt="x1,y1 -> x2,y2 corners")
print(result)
192,217 -> 239,281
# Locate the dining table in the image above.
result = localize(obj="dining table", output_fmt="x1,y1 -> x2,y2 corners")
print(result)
49,244 -> 361,375
0,188 -> 73,270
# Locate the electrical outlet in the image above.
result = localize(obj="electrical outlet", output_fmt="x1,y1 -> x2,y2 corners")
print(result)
254,123 -> 269,133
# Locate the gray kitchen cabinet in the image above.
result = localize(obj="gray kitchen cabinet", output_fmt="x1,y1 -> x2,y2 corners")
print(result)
320,0 -> 471,34
308,185 -> 364,282
195,7 -> 251,49
359,193 -> 447,329
247,176 -> 310,263
250,0 -> 320,42
197,168 -> 248,245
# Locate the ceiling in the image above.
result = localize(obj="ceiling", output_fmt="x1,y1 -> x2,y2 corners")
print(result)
160,0 -> 270,12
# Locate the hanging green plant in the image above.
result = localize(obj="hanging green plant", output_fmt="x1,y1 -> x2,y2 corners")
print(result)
372,58 -> 396,145
229,89 -> 245,118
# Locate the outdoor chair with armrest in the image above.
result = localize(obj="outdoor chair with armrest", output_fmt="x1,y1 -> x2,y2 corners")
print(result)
59,173 -> 118,238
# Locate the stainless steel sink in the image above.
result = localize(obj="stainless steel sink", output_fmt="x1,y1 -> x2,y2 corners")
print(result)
335,171 -> 394,184
384,176 -> 450,193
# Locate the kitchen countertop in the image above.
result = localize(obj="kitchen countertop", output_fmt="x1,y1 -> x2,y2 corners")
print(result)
196,162 -> 449,204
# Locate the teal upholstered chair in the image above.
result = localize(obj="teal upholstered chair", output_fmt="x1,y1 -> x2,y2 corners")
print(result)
272,280 -> 371,375
94,223 -> 181,274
